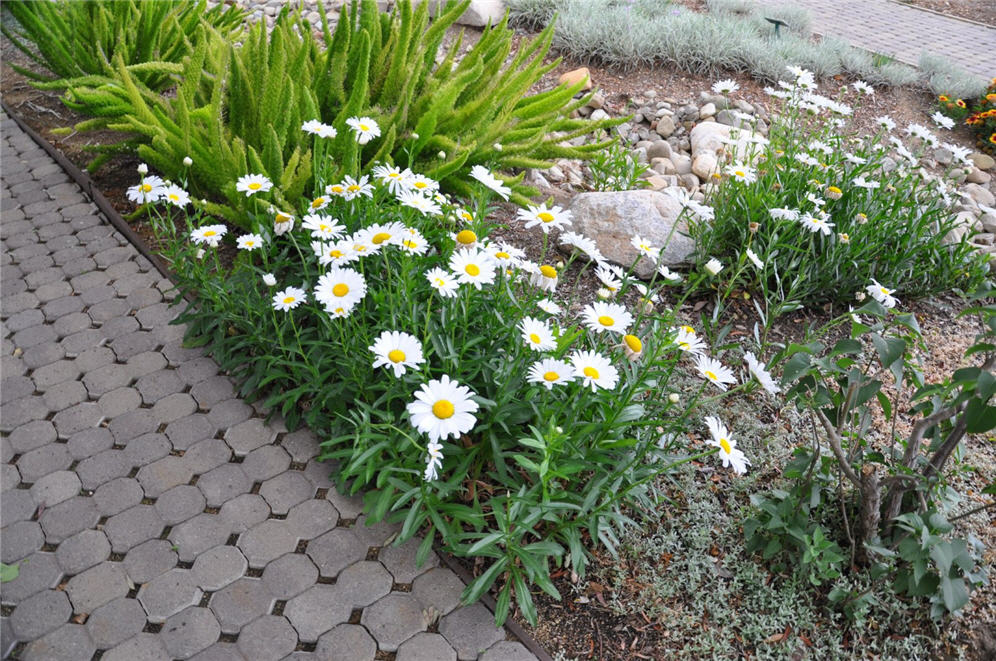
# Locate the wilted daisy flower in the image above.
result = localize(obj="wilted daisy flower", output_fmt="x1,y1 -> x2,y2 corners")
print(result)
273,211 -> 295,236
594,264 -> 623,294
839,232 -> 850,243
744,352 -> 780,394
527,358 -> 575,390
302,120 -> 337,138
126,175 -> 166,204
518,204 -> 572,234
799,211 -> 834,236
621,334 -> 643,361
262,273 -> 277,287
536,298 -> 561,315
712,79 -> 739,94
346,116 -> 381,144
583,301 -> 633,335
160,184 -> 190,207
631,235 -> 659,261
531,264 -> 559,292
696,355 -> 737,391
852,175 -> 880,189
930,111 -> 955,130
407,375 -> 479,442
807,193 -> 826,207
369,331 -> 425,377
705,416 -> 750,475
190,224 -> 227,247
236,173 -> 272,197
315,266 -> 367,313
825,185 -> 843,200
424,441 -> 443,481
272,286 -> 306,312
302,214 -> 344,240
425,267 -> 459,297
236,233 -> 263,251
372,164 -> 412,194
745,248 -> 764,269
398,190 -> 442,216
673,326 -> 706,355
341,175 -> 374,200
449,248 -> 496,289
725,164 -> 756,183
657,264 -> 682,282
560,231 -> 603,262
570,350 -> 619,392
453,229 -> 479,250
866,279 -> 898,308
519,316 -> 557,351
704,258 -> 723,276
469,165 -> 511,200
794,153 -> 819,167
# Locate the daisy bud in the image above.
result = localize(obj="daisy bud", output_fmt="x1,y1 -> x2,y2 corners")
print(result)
137,163 -> 148,175
183,156 -> 193,167
704,258 -> 723,276
825,185 -> 842,200
622,334 -> 643,361
555,426 -> 563,434
555,261 -> 565,270
597,287 -> 612,300
748,222 -> 760,233
438,151 -> 446,159
493,143 -> 503,151
838,232 -> 850,244
668,393 -> 680,404
855,291 -> 866,302
640,298 -> 655,314
262,273 -> 277,287
411,132 -> 419,140
195,248 -> 205,259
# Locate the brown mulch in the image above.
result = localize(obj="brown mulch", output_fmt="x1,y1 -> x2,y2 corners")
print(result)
899,0 -> 996,26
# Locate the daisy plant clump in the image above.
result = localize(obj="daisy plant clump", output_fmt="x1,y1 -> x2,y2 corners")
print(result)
144,148 -> 770,625
689,67 -> 988,330
935,77 -> 996,155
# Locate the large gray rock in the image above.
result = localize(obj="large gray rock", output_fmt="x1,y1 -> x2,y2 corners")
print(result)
568,190 -> 695,278
964,183 -> 995,207
690,121 -> 759,162
419,0 -> 505,26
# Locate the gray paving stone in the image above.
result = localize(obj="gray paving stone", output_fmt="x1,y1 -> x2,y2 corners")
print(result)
111,270 -> 156,297
259,471 -> 314,515
122,432 -> 171,468
350,515 -> 402,551
32,359 -> 81,391
238,519 -> 298,569
209,577 -> 274,635
138,568 -> 203,623
60,328 -> 103,356
78,283 -> 116,306
285,499 -> 338,542
12,325 -> 58,352
5,308 -> 44,333
21,623 -> 95,661
439,604 -> 505,661
182,437 -> 232,474
314,623 -> 377,661
413,568 -> 466,616
9,589 -> 72,641
189,642 -> 246,661
42,379 -> 88,411
197,463 -> 252,507
306,528 -> 368,580
278,428 -> 319,464
284,584 -> 350,643
155,484 -> 207,525
105,504 -> 166,553
136,302 -> 174,330
51,401 -> 102,438
33,281 -> 73,304
0,551 -> 61,606
480,641 -> 539,661
1,617 -> 15,659
164,413 -> 215,450
190,376 -> 235,409
219,494 -> 270,534
107,408 -> 157,443
24,267 -> 65,291
207,398 -> 253,431
361,593 -> 428,653
380,537 -> 439,584
62,255 -> 98,278
55,529 -> 111,575
397,632 -> 458,661
161,340 -> 204,367
92,477 -> 144,516
241,445 -> 290,482
29,470 -> 81,507
162,606 -> 221,660
169,513 -> 232,563
21,341 -> 65,369
137,456 -> 195,498
260,553 -> 318,600
2,375 -> 35,406
76,449 -> 131,490
305,459 -> 338,492
85,597 -> 147,649
123,539 -> 178,585
101,632 -> 171,661
38,496 -> 99,544
88,297 -> 132,323
135,369 -> 184,404
97,386 -> 143,419
66,427 -> 113,460
236,615 -> 297,661
123,351 -> 167,380
42,294 -> 85,322
69,269 -> 109,293
50,311 -> 91,339
74,345 -> 115,372
1,488 -> 36,525
191,545 -> 248,592
223,418 -> 276,457
1,395 -> 50,432
65,561 -> 130,614
2,291 -> 39,316
125,287 -> 162,311
98,315 -> 139,343
177,357 -> 218,387
8,420 -> 58,453
151,392 -> 198,424
336,561 -> 393,609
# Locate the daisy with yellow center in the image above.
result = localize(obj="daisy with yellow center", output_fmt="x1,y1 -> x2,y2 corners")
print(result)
316,239 -> 358,267
825,185 -> 842,200
236,233 -> 263,251
448,248 -> 496,289
126,175 -> 165,204
469,165 -> 511,200
519,316 -> 556,352
425,267 -> 459,298
527,358 -> 575,390
454,229 -> 478,249
273,211 -> 295,236
865,279 -> 898,308
531,264 -> 559,292
570,350 -> 619,392
407,375 -> 479,442
621,334 -> 643,361
372,164 -> 411,194
673,326 -> 706,355
695,355 -> 737,391
399,229 -> 429,255
346,116 -> 381,145
272,286 -> 306,312
326,182 -> 346,197
517,204 -> 573,234
725,163 -> 756,183
630,235 -> 659,261
236,173 -> 272,197
582,301 -> 633,335
310,196 -> 330,211
536,298 -> 561,315
370,330 -> 425,378
705,416 -> 750,474
744,352 -> 780,395
314,266 -> 367,314
302,214 -> 344,241
341,175 -> 373,201
838,232 -> 850,244
190,224 -> 228,247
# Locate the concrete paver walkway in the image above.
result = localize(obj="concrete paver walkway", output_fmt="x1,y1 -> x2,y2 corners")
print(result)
756,0 -> 996,81
0,113 -> 537,661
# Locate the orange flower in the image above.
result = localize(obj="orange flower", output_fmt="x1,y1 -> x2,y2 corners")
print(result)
956,99 -> 966,108
987,93 -> 996,103
990,133 -> 996,145
938,94 -> 950,102
967,115 -> 982,125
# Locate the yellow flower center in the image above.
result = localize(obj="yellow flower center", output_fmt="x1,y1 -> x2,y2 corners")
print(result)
388,349 -> 406,363
388,172 -> 400,179
432,400 -> 454,419
403,239 -> 418,250
355,245 -> 367,252
539,265 -> 557,278
828,186 -> 841,194
347,185 -> 360,192
169,194 -> 179,201
414,181 -> 428,189
312,198 -> 325,208
495,251 -> 510,260
332,284 -> 349,297
529,333 -> 541,344
543,371 -> 559,382
538,211 -> 555,223
719,437 -> 732,454
679,341 -> 690,350
204,230 -> 216,237
359,124 -> 370,131
329,250 -> 344,258
624,334 -> 642,353
283,296 -> 295,304
598,315 -> 614,327
705,370 -> 718,381
456,230 -> 477,245
460,211 -> 473,222
276,213 -> 291,223
880,287 -> 889,295
583,366 -> 599,379
245,241 -> 255,247
372,232 -> 392,245
140,184 -> 152,193
734,170 -> 745,178
465,264 -> 480,277
681,326 -> 694,334
248,182 -> 262,191
434,278 -> 446,287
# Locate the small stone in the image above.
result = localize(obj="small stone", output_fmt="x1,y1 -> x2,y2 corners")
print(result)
966,168 -> 992,185
970,152 -> 995,170
558,67 -> 592,90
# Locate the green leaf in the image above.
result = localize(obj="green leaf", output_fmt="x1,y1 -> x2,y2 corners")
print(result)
0,562 -> 19,583
964,398 -> 996,434
940,575 -> 969,613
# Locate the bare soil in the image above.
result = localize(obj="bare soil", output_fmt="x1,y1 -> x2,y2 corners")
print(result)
899,0 -> 996,26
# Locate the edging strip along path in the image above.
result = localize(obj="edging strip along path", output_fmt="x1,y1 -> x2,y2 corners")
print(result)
0,110 -> 542,661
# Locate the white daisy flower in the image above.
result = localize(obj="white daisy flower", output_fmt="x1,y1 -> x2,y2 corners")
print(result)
346,116 -> 381,144
705,416 -> 750,475
398,189 -> 442,216
712,79 -> 739,94
745,248 -> 764,269
341,175 -> 374,201
527,358 -> 575,390
325,182 -> 346,197
161,185 -> 190,207
262,273 -> 277,287
272,286 -> 306,312
517,204 -> 572,234
453,229 -> 479,250
799,211 -> 834,236
449,248 -> 496,289
530,264 -> 559,292
582,301 -> 633,335
302,214 -> 344,241
769,207 -> 800,221
621,334 -> 643,361
673,326 -> 706,356
423,440 -> 443,481
744,352 -> 780,394
852,176 -> 880,189
536,298 -> 561,315
851,80 -> 874,95
469,165 -> 511,200
844,152 -> 867,165
273,211 -> 295,236
302,119 -> 337,138
560,231 -> 604,262
407,375 -> 479,442
365,221 -> 406,249
399,230 -> 429,255
372,164 -> 412,194
875,115 -> 896,131
236,173 -> 273,197
569,350 -> 619,392
127,175 -> 166,204
314,267 -> 367,312
519,316 -> 557,352
725,164 -> 756,183
696,355 -> 737,391
190,224 -> 227,247
426,267 -> 459,298
369,330 -> 425,378
631,235 -> 659,261
317,239 -> 358,267
236,233 -> 263,251
407,174 -> 439,195
704,258 -> 723,276
866,279 -> 898,308
657,264 -> 682,282
794,153 -> 819,167
137,163 -> 149,175
489,242 -> 525,267
930,111 -> 955,130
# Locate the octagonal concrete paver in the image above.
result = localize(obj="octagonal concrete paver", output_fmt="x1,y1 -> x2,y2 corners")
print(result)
85,597 -> 148,649
208,577 -> 275,634
360,592 -> 428,652
138,568 -> 203,623
236,615 -> 298,661
161,606 -> 221,659
315,623 -> 377,661
284,584 -> 351,643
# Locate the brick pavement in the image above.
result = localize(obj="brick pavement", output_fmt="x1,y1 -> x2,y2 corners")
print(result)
0,113 -> 539,661
755,0 -> 996,81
